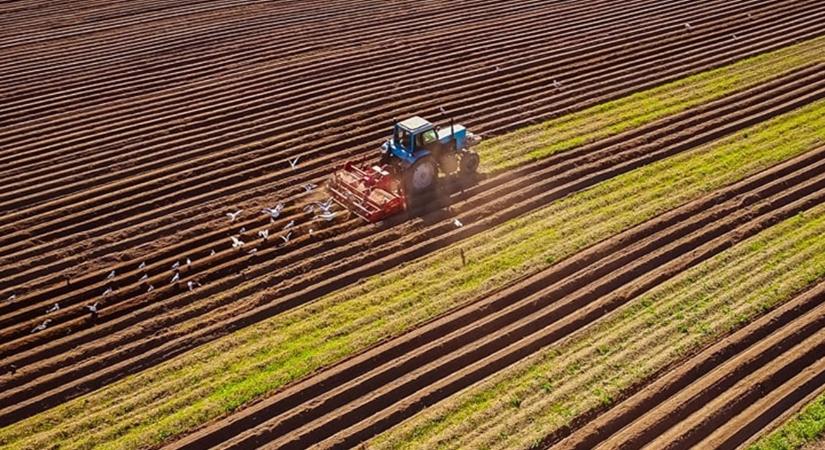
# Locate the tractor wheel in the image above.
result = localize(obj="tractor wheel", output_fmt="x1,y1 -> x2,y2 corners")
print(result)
460,151 -> 480,175
405,156 -> 437,194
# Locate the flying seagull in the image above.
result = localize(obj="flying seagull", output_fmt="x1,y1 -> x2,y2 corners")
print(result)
248,248 -> 258,255
453,218 -> 463,228
86,302 -> 100,319
302,183 -> 317,192
262,203 -> 284,221
316,198 -> 334,213
288,156 -> 300,169
283,220 -> 294,230
139,273 -> 149,282
315,211 -> 337,222
684,22 -> 693,31
31,319 -> 52,334
6,294 -> 15,302
552,79 -> 562,90
303,204 -> 316,214
280,231 -> 292,244
106,270 -> 116,280
171,260 -> 180,270
231,236 -> 244,250
226,210 -> 243,222
258,229 -> 269,241
46,303 -> 60,314
102,286 -> 113,297
210,249 -> 216,256
239,227 -> 246,234
186,257 -> 192,267
138,261 -> 146,270
171,272 -> 180,284
187,280 -> 201,292
147,284 -> 155,293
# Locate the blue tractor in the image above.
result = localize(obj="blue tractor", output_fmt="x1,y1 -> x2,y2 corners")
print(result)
329,115 -> 481,222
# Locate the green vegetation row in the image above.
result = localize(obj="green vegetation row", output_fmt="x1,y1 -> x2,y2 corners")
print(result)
479,34 -> 825,172
3,49 -> 825,450
750,392 -> 825,450
370,184 -> 825,450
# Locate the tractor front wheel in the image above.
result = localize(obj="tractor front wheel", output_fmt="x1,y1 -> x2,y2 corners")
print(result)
405,156 -> 437,194
460,151 -> 480,175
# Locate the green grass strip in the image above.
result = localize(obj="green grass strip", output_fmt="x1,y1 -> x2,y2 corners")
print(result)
479,35 -> 825,172
3,57 -> 825,450
370,204 -> 825,450
749,392 -> 825,450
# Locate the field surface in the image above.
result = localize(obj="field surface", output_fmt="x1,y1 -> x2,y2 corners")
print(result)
1,0 -> 824,449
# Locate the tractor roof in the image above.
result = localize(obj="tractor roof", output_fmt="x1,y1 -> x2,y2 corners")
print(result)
398,116 -> 432,133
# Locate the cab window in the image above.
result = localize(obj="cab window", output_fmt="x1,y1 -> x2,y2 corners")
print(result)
416,129 -> 438,150
395,128 -> 411,149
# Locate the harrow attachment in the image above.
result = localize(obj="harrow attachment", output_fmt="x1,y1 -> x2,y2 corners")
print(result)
328,162 -> 406,223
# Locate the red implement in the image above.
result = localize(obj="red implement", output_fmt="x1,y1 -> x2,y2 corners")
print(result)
328,162 -> 407,223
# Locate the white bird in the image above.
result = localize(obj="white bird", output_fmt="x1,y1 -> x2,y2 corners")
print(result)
171,272 -> 180,284
226,210 -> 243,222
453,218 -> 463,228
171,260 -> 180,270
302,183 -> 317,192
106,270 -> 116,280
210,249 -> 216,256
231,236 -> 244,250
139,273 -> 149,282
102,286 -> 113,297
552,79 -> 562,90
495,65 -> 500,72
248,248 -> 258,255
303,204 -> 316,214
283,220 -> 294,230
147,284 -> 155,293
262,203 -> 284,221
187,280 -> 201,291
31,319 -> 52,333
138,261 -> 146,270
186,257 -> 192,267
732,33 -> 739,40
6,294 -> 15,302
288,156 -> 300,169
258,229 -> 269,241
280,232 -> 292,244
440,106 -> 447,115
684,22 -> 693,31
86,302 -> 100,317
46,303 -> 59,314
315,211 -> 337,222
316,198 -> 334,213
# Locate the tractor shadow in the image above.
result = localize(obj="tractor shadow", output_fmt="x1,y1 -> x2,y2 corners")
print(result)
380,172 -> 485,228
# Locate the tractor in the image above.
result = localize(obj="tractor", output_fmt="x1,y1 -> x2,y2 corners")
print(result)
328,115 -> 481,222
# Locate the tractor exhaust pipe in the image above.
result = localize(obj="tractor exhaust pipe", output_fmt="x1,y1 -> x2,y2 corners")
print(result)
440,106 -> 457,150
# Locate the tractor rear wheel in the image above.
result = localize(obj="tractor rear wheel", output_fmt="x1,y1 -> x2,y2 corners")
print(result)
405,156 -> 437,194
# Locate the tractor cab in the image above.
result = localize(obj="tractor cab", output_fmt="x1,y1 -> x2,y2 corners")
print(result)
386,116 -> 440,163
